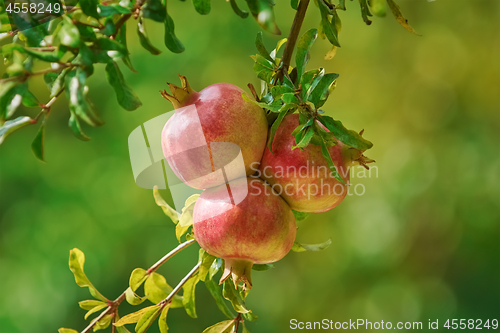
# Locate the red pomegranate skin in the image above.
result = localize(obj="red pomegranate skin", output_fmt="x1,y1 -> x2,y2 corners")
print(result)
161,83 -> 268,189
259,114 -> 350,213
193,177 -> 296,286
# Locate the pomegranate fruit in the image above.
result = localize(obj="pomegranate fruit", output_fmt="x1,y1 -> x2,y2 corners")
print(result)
193,177 -> 296,288
160,76 -> 268,189
258,114 -> 350,213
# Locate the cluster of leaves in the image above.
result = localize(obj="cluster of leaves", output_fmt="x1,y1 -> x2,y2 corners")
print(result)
60,188 -> 331,333
248,29 -> 374,185
0,0 -> 283,160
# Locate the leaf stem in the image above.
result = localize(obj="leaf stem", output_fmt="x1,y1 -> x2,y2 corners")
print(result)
111,14 -> 132,39
0,64 -> 75,84
277,0 -> 311,82
159,261 -> 201,306
79,240 -> 196,333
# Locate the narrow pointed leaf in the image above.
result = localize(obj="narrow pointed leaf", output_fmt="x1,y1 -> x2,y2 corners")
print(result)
317,115 -> 373,150
202,320 -> 234,333
255,31 -> 273,62
115,306 -> 158,327
137,19 -> 162,55
158,304 -> 170,333
386,0 -> 419,35
136,305 -> 162,333
68,248 -> 107,301
292,238 -> 332,252
31,119 -> 45,161
182,274 -> 200,318
164,14 -> 184,53
105,62 -> 142,111
295,29 -> 318,80
204,277 -> 235,319
0,116 -> 32,145
153,186 -> 179,224
222,279 -> 250,313
84,303 -> 107,320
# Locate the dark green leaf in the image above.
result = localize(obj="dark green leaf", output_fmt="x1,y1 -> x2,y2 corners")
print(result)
98,4 -> 131,16
202,320 -> 234,333
386,0 -> 419,35
244,0 -> 281,35
115,25 -> 136,72
318,134 -> 345,183
0,116 -> 33,145
317,1 -> 341,47
31,120 -> 45,161
142,0 -> 166,22
46,68 -> 68,98
222,279 -> 250,314
105,62 -> 142,111
68,111 -> 91,141
359,0 -> 373,25
58,17 -> 80,48
101,18 -> 116,36
291,238 -> 332,252
252,263 -> 274,271
308,72 -> 338,107
182,274 -> 200,318
292,210 -> 310,222
80,0 -> 100,18
68,248 -> 106,300
290,0 -> 298,10
241,92 -> 281,112
193,0 -> 211,14
292,126 -> 314,150
164,14 -> 184,53
255,32 -> 273,62
65,69 -> 104,126
137,19 -> 162,55
129,268 -> 148,291
295,29 -> 318,80
136,305 -> 162,333
229,0 -> 249,18
317,115 -> 373,150
76,25 -> 97,40
204,276 -> 235,319
268,104 -> 294,154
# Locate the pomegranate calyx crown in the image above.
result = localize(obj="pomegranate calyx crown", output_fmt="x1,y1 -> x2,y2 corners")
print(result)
160,74 -> 197,109
219,258 -> 253,291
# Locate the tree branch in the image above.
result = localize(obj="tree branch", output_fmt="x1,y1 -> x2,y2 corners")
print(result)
80,240 -> 196,333
277,0 -> 311,82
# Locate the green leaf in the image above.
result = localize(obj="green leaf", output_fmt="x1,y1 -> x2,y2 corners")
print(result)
204,277 -> 235,319
292,238 -> 332,252
370,0 -> 386,17
0,81 -> 21,120
268,104 -> 294,154
209,257 -> 223,280
68,111 -> 90,141
65,69 -> 104,126
252,263 -> 274,271
77,25 -> 97,41
317,115 -> 373,150
142,0 -> 166,22
182,274 -> 200,318
242,311 -> 257,322
83,302 -> 108,320
158,304 -> 170,333
105,62 -> 142,111
79,300 -> 106,310
292,126 -> 314,150
229,0 -> 249,18
291,0 -> 298,10
255,32 -> 273,62
308,72 -> 338,107
31,120 -> 45,161
101,18 -> 117,36
58,329 -> 78,333
45,68 -> 68,98
68,248 -> 107,301
242,93 -> 281,113
0,116 -> 33,145
126,287 -> 148,305
164,13 -> 184,53
242,322 -> 251,333
317,1 -> 341,47
244,0 -> 281,35
175,223 -> 191,242
386,0 -> 419,35
98,4 -> 132,16
198,249 -> 216,282
179,194 -> 199,227
136,305 -> 162,333
292,210 -> 310,222
115,306 -> 158,326
202,320 -> 234,333
115,24 -> 136,72
295,29 -> 318,80
129,268 -> 149,292
193,0 -> 211,14
59,17 -> 80,48
144,272 -> 183,307
222,279 -> 250,313
137,19 -> 162,55
153,186 -> 179,224
318,134 -> 345,184
80,0 -> 100,18
359,0 -> 373,25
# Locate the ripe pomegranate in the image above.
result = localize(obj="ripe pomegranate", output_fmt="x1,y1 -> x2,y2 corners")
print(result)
259,114 -> 350,213
160,76 -> 268,189
193,177 -> 296,288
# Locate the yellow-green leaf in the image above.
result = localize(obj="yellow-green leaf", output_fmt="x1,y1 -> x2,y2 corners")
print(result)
93,314 -> 113,331
135,305 -> 162,333
129,268 -> 149,292
182,274 -> 200,318
198,249 -> 216,282
386,0 -> 419,35
144,272 -> 183,307
153,186 -> 179,224
68,248 -> 107,302
158,304 -> 170,333
291,239 -> 332,252
84,303 -> 108,320
126,287 -> 148,305
114,306 -> 158,327
202,320 -> 234,333
79,300 -> 106,311
58,329 -> 78,333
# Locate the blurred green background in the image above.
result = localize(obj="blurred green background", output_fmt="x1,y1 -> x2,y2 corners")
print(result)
1,1 -> 499,332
